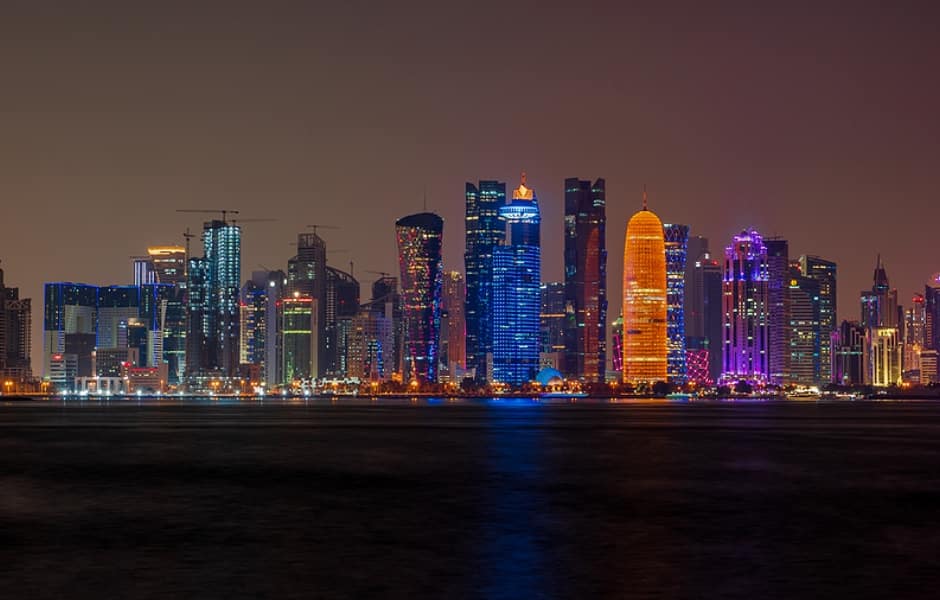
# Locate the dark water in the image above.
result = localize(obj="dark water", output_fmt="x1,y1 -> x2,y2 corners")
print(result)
2,398 -> 940,598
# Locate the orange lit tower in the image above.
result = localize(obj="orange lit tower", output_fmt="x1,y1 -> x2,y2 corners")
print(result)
622,188 -> 668,384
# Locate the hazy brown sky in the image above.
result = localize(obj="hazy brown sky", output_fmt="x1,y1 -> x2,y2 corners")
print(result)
2,1 -> 939,370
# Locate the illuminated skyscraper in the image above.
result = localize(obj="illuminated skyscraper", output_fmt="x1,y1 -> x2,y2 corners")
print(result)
279,294 -> 317,384
766,239 -> 789,384
663,223 -> 689,384
464,180 -> 506,380
924,274 -> 940,383
396,212 -> 444,383
786,267 -> 822,386
563,177 -> 607,382
441,271 -> 466,377
721,229 -> 770,384
324,266 -> 359,376
492,174 -> 541,386
903,294 -> 926,382
861,256 -> 900,386
240,276 -> 268,368
288,232 -> 328,375
185,220 -> 241,378
799,255 -> 837,384
148,246 -> 187,286
833,320 -> 865,386
622,189 -> 667,384
540,282 -> 566,359
43,283 -> 98,385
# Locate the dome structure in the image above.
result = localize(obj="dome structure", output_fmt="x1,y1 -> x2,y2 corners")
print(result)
535,367 -> 564,387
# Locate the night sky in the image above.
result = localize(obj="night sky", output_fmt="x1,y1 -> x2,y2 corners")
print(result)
2,1 -> 939,372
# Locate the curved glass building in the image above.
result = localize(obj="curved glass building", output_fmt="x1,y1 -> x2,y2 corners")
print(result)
622,191 -> 668,384
396,212 -> 444,383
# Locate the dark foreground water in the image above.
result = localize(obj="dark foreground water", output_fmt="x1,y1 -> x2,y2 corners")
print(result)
2,398 -> 940,598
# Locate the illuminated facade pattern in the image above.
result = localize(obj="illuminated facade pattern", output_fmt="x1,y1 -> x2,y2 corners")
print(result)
396,212 -> 444,383
721,229 -> 770,384
686,348 -> 713,386
464,181 -> 506,380
288,232 -> 328,375
663,223 -> 689,384
622,193 -> 668,384
43,283 -> 98,382
148,246 -> 187,286
903,294 -> 925,381
441,271 -> 466,376
799,255 -> 837,384
492,176 -> 541,386
240,279 -> 267,367
766,239 -> 789,384
925,275 -> 940,383
563,177 -> 607,382
279,295 -> 317,383
860,256 -> 900,386
540,282 -> 566,356
187,220 -> 242,377
611,315 -> 623,373
786,270 -> 821,386
347,307 -> 394,381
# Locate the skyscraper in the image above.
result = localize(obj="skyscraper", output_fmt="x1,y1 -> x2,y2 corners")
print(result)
833,320 -> 865,386
563,177 -> 607,382
441,271 -> 466,377
721,230 -> 770,384
464,180 -> 506,381
240,275 -> 268,368
0,266 -> 32,382
861,256 -> 901,386
766,239 -> 789,385
396,212 -> 444,383
148,246 -> 187,286
279,294 -> 317,384
622,189 -> 667,384
663,223 -> 689,384
492,174 -> 541,386
540,282 -> 566,360
288,231 -> 328,375
924,274 -> 940,383
799,255 -> 837,384
684,237 -> 722,384
324,266 -> 359,377
786,267 -> 822,386
185,220 -> 242,378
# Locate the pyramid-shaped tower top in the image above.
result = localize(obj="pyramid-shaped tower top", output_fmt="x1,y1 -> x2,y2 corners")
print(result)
874,254 -> 889,289
513,171 -> 535,201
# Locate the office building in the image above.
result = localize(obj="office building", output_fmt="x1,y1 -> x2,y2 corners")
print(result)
396,212 -> 444,383
663,223 -> 689,384
0,266 -> 32,382
492,175 -> 541,386
441,271 -> 466,377
563,177 -> 607,382
721,230 -> 770,384
622,189 -> 667,384
464,180 -> 506,381
766,239 -> 789,384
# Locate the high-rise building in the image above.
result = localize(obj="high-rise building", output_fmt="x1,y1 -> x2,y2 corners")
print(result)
903,294 -> 926,382
185,220 -> 242,378
562,177 -> 607,382
43,283 -> 98,386
148,246 -> 187,286
133,257 -> 156,287
663,223 -> 689,384
685,238 -> 723,384
288,232 -> 328,375
279,294 -> 317,384
368,276 -> 403,376
240,276 -> 268,368
860,256 -> 901,386
765,239 -> 789,384
441,271 -> 466,377
799,256 -> 837,384
622,190 -> 667,384
97,285 -> 140,351
0,266 -> 32,382
786,267 -> 822,386
721,230 -> 770,384
540,282 -> 566,359
396,212 -> 444,383
324,266 -> 359,377
833,320 -> 866,386
346,306 -> 395,381
492,175 -> 541,386
924,274 -> 940,374
464,180 -> 506,381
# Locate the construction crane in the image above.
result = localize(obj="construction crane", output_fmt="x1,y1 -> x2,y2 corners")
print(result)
306,224 -> 340,235
230,217 -> 277,226
367,270 -> 394,279
176,209 -> 241,223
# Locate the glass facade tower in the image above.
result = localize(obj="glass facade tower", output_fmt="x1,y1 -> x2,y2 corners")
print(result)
663,223 -> 689,384
721,229 -> 770,384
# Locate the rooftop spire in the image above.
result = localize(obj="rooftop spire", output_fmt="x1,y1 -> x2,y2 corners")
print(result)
642,184 -> 648,210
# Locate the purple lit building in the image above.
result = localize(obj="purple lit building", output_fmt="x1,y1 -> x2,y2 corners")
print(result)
395,212 -> 444,383
721,229 -> 770,384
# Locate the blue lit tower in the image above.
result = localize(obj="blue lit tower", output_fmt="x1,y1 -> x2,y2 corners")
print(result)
721,229 -> 770,384
563,178 -> 607,382
492,174 -> 541,386
464,181 -> 507,381
663,223 -> 689,384
396,212 -> 444,383
186,219 -> 241,377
